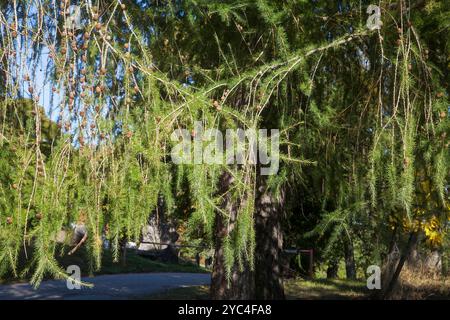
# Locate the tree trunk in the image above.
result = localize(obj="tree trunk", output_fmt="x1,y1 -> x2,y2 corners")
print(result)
210,212 -> 254,299
373,225 -> 399,299
210,172 -> 286,300
379,232 -> 419,299
343,237 -> 357,280
210,229 -> 254,299
254,182 -> 285,300
210,172 -> 254,299
119,237 -> 127,267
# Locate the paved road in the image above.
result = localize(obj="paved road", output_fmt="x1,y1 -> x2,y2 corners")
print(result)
0,273 -> 211,300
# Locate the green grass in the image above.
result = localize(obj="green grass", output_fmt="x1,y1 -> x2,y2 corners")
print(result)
146,285 -> 211,300
144,278 -> 369,300
284,278 -> 368,300
0,247 -> 208,285
58,249 -> 208,276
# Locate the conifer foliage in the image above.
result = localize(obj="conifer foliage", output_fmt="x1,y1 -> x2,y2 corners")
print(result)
0,0 -> 448,298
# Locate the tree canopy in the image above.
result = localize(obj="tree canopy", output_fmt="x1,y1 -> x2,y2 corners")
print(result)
0,0 -> 448,298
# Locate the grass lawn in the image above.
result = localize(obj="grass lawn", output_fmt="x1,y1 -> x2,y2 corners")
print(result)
145,278 -> 369,300
58,248 -> 208,276
146,275 -> 450,300
147,284 -> 211,300
0,247 -> 208,285
284,278 -> 368,299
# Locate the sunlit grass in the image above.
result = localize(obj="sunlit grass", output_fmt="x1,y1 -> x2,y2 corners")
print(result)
284,278 -> 368,300
146,285 -> 211,300
144,278 -> 369,300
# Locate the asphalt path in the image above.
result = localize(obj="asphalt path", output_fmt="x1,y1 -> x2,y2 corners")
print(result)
0,272 -> 211,300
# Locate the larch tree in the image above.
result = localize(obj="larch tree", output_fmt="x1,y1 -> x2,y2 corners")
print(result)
0,0 -> 448,299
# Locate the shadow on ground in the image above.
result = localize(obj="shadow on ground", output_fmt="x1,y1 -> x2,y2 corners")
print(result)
145,278 -> 369,300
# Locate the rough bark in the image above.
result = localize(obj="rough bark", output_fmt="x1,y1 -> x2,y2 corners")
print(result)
379,232 -> 419,299
210,172 -> 286,300
254,182 -> 285,300
210,172 -> 254,299
407,245 -> 442,275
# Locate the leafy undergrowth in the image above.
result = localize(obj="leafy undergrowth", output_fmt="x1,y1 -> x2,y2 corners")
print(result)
0,247 -> 207,285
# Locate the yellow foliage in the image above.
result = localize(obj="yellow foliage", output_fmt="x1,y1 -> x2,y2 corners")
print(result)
395,214 -> 446,247
402,217 -> 421,233
422,216 -> 445,247
388,167 -> 448,248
